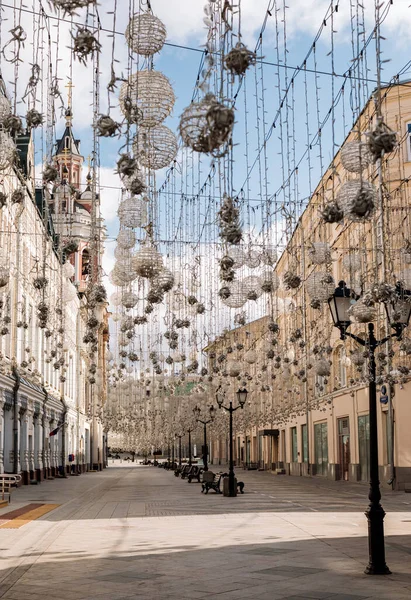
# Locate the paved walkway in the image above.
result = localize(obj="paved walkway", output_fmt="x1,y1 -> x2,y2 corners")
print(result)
0,465 -> 411,599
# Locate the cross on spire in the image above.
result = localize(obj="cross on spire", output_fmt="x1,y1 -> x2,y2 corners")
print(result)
65,80 -> 75,126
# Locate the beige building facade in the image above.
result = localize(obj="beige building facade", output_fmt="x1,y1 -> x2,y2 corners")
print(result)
207,82 -> 411,491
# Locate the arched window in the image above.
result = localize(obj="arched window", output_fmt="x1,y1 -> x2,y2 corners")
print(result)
81,248 -> 91,279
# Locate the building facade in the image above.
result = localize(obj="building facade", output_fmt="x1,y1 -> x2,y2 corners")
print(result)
207,82 -> 411,491
0,85 -> 108,482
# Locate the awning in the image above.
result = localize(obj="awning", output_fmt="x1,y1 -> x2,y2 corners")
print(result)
258,429 -> 279,436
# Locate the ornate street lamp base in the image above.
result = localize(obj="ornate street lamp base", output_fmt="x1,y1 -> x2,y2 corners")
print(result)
364,564 -> 391,575
364,505 -> 391,575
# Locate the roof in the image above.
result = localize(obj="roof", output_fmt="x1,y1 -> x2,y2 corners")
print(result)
55,124 -> 81,157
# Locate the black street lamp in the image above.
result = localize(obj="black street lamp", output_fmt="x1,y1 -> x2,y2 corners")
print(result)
216,386 -> 247,497
193,405 -> 215,471
175,433 -> 183,467
328,281 -> 411,575
186,426 -> 195,467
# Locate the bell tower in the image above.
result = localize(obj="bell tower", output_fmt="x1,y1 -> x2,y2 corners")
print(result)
49,85 -> 95,293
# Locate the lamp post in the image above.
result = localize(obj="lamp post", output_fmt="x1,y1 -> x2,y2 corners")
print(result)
175,433 -> 183,467
216,386 -> 247,497
328,281 -> 411,575
187,426 -> 195,467
193,405 -> 215,471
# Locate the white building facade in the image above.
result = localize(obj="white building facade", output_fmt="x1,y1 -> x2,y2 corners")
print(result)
0,90 -> 108,482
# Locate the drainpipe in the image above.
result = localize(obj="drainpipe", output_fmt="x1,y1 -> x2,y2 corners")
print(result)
42,384 -> 48,478
60,391 -> 68,478
388,384 -> 395,489
12,364 -> 20,474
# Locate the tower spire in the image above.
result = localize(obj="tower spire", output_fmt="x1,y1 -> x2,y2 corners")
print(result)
65,80 -> 75,126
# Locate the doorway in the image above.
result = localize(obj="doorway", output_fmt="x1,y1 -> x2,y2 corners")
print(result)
337,417 -> 350,480
314,422 -> 328,477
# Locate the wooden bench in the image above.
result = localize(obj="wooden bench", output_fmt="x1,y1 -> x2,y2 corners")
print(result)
174,465 -> 184,477
244,462 -> 258,470
0,474 -> 22,503
201,472 -> 224,494
201,472 -> 245,494
187,466 -> 203,483
180,465 -> 192,479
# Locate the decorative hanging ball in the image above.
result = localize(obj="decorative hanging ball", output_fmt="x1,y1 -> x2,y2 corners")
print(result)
0,131 -> 16,171
340,140 -> 372,173
260,270 -> 280,294
283,271 -> 301,290
89,284 -> 107,304
349,299 -> 376,323
26,109 -> 44,129
308,242 -> 332,265
43,164 -> 59,183
49,1 -> 98,17
11,188 -> 25,204
351,351 -> 365,368
227,245 -> 246,269
146,286 -> 164,305
119,70 -> 175,127
118,196 -> 147,229
179,93 -> 234,156
114,242 -> 133,262
121,173 -> 147,196
227,360 -> 241,378
125,13 -> 166,56
153,269 -> 175,293
305,272 -> 335,303
337,180 -> 377,222
262,244 -> 277,266
0,266 -> 9,288
62,261 -> 75,279
314,358 -> 331,377
244,249 -> 261,269
133,243 -> 163,279
320,201 -> 344,224
221,280 -> 247,308
95,114 -> 121,138
342,252 -> 362,274
0,95 -> 11,122
244,350 -> 257,364
367,120 -> 397,161
72,26 -> 101,65
133,125 -> 178,171
111,262 -> 137,285
117,229 -> 136,249
241,275 -> 263,301
122,292 -> 139,309
3,114 -> 23,137
218,196 -> 242,245
224,42 -> 257,76
110,292 -> 122,307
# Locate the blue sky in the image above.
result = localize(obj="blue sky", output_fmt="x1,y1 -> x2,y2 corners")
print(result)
1,0 -> 411,336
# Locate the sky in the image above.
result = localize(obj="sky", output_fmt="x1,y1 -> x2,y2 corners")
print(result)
1,0 -> 411,351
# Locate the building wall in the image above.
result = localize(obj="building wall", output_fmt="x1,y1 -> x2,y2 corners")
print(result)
0,130 -> 107,480
207,83 -> 411,491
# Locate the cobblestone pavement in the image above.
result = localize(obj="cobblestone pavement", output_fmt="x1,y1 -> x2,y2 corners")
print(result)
0,464 -> 411,599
